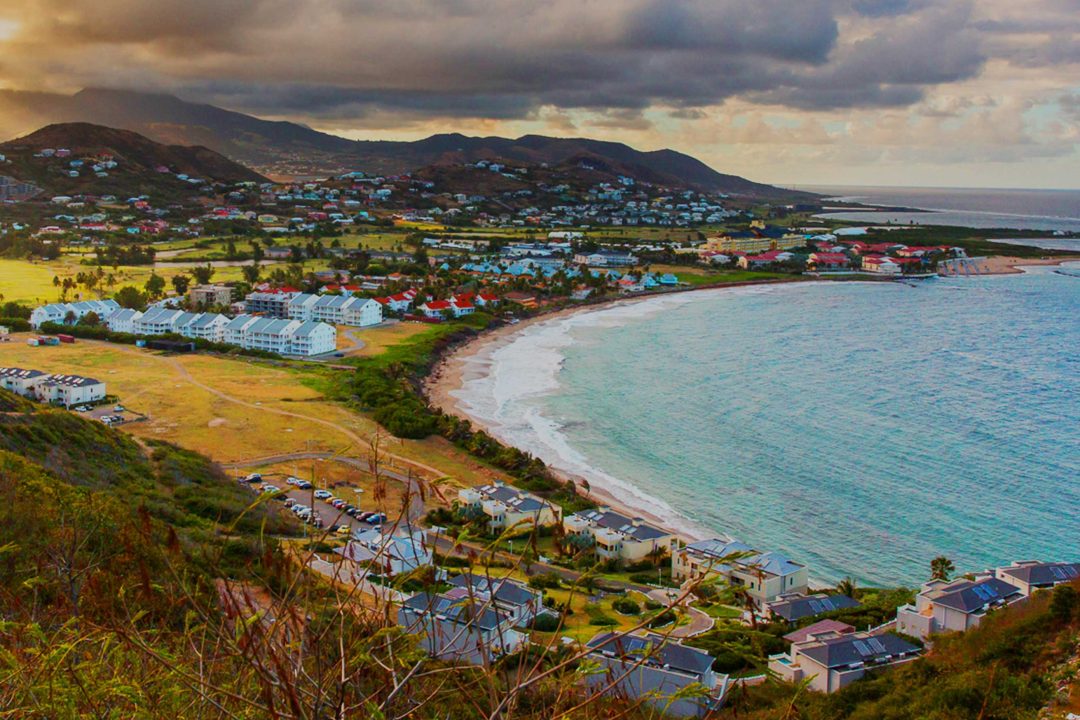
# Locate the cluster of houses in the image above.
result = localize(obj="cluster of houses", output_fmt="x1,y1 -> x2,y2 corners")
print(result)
242,288 -> 383,327
0,366 -> 106,407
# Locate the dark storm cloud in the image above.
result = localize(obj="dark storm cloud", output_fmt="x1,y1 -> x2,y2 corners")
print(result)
0,0 -> 1069,125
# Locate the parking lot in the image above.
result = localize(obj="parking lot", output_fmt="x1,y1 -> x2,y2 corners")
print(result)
239,472 -> 390,537
75,402 -> 140,427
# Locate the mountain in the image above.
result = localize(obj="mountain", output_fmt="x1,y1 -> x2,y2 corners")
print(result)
0,88 -> 810,199
0,122 -> 267,197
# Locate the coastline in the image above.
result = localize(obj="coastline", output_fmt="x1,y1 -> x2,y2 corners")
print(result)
424,280 -> 804,541
977,255 -> 1076,275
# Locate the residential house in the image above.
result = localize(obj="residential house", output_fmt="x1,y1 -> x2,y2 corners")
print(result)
446,573 -> 543,627
104,308 -> 143,334
996,561 -> 1080,596
337,528 -> 431,577
672,539 -> 808,605
573,250 -> 638,267
769,629 -> 921,694
895,574 -> 1024,640
765,592 -> 861,624
289,293 -> 382,327
0,367 -> 48,396
244,290 -> 299,318
859,255 -> 901,274
584,632 -> 728,718
32,373 -> 106,407
807,252 -> 850,271
457,482 -> 562,533
738,250 -> 793,269
396,591 -> 525,666
563,507 -> 675,564
783,619 -> 855,645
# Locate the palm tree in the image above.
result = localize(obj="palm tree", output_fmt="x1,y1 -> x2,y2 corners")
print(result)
836,576 -> 856,598
930,555 -> 955,582
241,263 -> 261,285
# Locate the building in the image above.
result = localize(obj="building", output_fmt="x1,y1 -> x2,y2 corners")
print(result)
573,250 -> 638,267
807,252 -> 850,271
396,591 -> 525,666
244,290 -> 299,318
446,573 -> 543,627
995,561 -> 1080,596
563,507 -> 676,564
783,619 -> 855,645
895,574 -> 1024,640
31,300 -> 120,328
122,309 -> 335,357
104,308 -> 143,334
860,255 -> 901,274
672,539 -> 809,605
765,592 -> 861,624
584,632 -> 728,718
337,529 -> 431,577
457,482 -> 562,533
189,285 -> 233,307
0,367 -> 47,396
288,293 -> 383,327
32,373 -> 106,407
769,629 -> 921,694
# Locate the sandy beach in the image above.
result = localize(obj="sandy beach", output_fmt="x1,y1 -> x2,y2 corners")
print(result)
973,255 -> 1076,275
424,301 -> 695,536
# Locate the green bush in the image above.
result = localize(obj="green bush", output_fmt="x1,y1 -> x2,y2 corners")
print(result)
532,613 -> 562,632
612,597 -> 641,615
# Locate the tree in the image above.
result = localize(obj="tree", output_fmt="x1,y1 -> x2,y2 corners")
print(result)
171,274 -> 190,296
114,286 -> 148,309
836,576 -> 856,598
78,312 -> 101,327
241,264 -> 261,284
930,555 -> 955,582
191,264 -> 215,285
1050,585 -> 1077,624
144,273 -> 166,300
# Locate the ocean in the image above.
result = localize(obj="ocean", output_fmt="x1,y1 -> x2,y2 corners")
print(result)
453,266 -> 1080,587
801,185 -> 1080,237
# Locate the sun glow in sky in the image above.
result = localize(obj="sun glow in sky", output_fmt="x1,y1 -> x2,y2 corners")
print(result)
0,1 -> 1078,188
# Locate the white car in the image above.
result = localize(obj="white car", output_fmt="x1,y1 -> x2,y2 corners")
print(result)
261,484 -> 279,494
286,476 -> 303,486
313,489 -> 332,500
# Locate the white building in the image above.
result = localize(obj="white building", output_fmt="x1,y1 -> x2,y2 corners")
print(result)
563,507 -> 676,564
457,482 -> 562,533
31,299 -> 120,328
672,538 -> 809,605
0,367 -> 48,396
32,373 -> 107,407
896,574 -> 1026,640
996,560 -> 1080,596
288,293 -> 383,327
397,590 -> 525,666
104,308 -> 143,334
446,573 -> 544,627
769,630 -> 921,694
118,309 -> 336,357
337,529 -> 431,577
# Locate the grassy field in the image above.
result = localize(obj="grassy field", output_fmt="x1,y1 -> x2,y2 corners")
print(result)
0,335 -> 505,496
650,264 -> 792,286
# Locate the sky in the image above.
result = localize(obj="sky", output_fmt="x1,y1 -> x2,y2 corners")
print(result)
0,0 -> 1078,188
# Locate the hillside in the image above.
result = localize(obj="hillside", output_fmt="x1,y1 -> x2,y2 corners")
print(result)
0,122 -> 268,198
0,88 -> 812,199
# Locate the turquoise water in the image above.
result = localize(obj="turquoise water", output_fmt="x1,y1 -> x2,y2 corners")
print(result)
456,267 -> 1080,586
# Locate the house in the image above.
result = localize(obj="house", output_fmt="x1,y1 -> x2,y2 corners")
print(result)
573,250 -> 638,267
769,629 -> 921,694
457,482 -> 562,533
373,290 -> 417,313
337,528 -> 431,577
133,307 -> 185,336
765,592 -> 860,624
584,632 -> 728,718
446,573 -> 543,627
503,291 -> 538,308
418,300 -> 453,319
32,373 -> 106,407
189,285 -> 233,307
396,591 -> 525,666
31,299 -> 120,328
996,561 -> 1080,596
672,539 -> 808,605
738,250 -> 793,269
895,574 -> 1024,640
289,293 -> 383,327
0,367 -> 47,396
859,255 -> 901,274
104,308 -> 143,334
183,312 -> 230,342
563,507 -> 676,564
244,290 -> 299,318
807,252 -> 850,271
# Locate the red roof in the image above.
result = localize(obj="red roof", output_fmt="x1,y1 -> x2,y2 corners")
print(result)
811,252 -> 849,262
424,300 -> 452,310
783,620 -> 855,644
452,299 -> 474,309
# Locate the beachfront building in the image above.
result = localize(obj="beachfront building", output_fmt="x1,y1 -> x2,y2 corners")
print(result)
104,308 -> 143,334
895,574 -> 1024,640
287,293 -> 383,327
584,632 -> 729,718
672,538 -> 809,604
769,629 -> 921,694
0,367 -> 48,396
457,482 -> 562,533
189,284 -> 233,307
765,592 -> 860,624
995,561 -> 1080,596
563,507 -> 675,565
244,290 -> 299,318
32,373 -> 106,407
31,299 -> 120,328
396,590 -> 525,666
573,249 -> 638,267
446,573 -> 543,627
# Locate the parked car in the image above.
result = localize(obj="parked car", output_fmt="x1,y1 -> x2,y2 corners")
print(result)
336,525 -> 352,535
331,499 -> 347,509
113,405 -> 124,412
74,406 -> 89,412
283,498 -> 297,508
261,484 -> 279,494
357,511 -> 374,522
296,481 -> 313,490
245,473 -> 262,483
314,489 -> 332,500
365,513 -> 387,525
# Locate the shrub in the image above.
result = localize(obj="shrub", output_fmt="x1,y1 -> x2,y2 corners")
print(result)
528,572 -> 564,590
532,613 -> 562,632
612,597 -> 641,615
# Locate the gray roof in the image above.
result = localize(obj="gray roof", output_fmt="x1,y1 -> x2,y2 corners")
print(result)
401,592 -> 508,631
768,593 -> 860,622
999,562 -> 1080,587
448,573 -> 540,608
476,484 -> 549,513
928,578 -> 1022,614
587,632 -> 713,677
573,508 -> 669,541
799,633 -> 920,669
0,366 -> 46,379
291,320 -> 330,338
45,373 -> 102,387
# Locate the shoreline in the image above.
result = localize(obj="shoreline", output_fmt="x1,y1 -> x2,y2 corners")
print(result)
424,279 -> 808,541
976,255 -> 1076,275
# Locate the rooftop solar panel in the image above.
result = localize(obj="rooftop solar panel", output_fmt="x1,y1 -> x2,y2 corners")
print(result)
1051,566 -> 1066,579
868,638 -> 887,654
1065,566 -> 1078,578
852,640 -> 871,657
